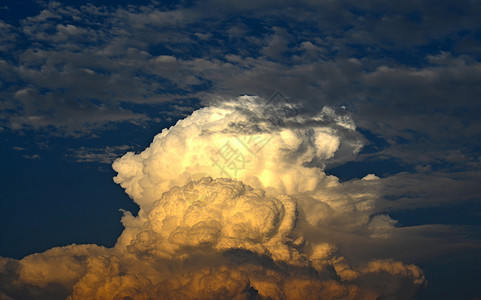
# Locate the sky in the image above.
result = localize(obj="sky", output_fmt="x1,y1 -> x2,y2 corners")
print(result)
1,0 -> 481,299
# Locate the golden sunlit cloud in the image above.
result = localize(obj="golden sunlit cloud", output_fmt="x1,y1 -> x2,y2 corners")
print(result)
0,96 -> 425,299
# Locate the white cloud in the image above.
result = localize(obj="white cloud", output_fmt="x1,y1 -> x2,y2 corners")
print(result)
112,96 -> 364,211
0,97 -> 426,299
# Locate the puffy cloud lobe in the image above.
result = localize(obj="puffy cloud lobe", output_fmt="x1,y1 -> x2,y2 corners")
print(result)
126,177 -> 298,262
1,247 -> 425,299
0,97 -> 425,299
0,245 -> 109,300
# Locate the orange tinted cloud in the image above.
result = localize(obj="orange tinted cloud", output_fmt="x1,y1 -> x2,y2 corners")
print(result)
0,97 -> 425,299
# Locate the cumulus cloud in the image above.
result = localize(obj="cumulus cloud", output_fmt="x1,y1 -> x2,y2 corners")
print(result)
112,96 -> 362,208
0,96 -> 425,299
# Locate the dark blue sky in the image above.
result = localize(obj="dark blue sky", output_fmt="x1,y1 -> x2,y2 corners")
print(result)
1,0 -> 481,299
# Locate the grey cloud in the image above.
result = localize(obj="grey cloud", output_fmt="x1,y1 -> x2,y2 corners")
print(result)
2,0 -> 480,139
22,153 -> 41,159
8,87 -> 148,136
379,171 -> 481,210
66,145 -> 133,164
259,27 -> 291,60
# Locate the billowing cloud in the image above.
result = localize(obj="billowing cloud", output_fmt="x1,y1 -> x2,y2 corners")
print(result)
0,96 -> 425,299
113,96 -> 362,207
